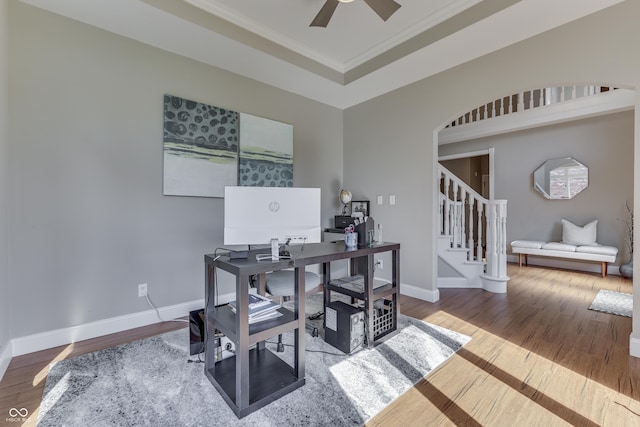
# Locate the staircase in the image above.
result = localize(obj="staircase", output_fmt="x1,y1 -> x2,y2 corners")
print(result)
438,164 -> 508,293
436,84 -> 631,293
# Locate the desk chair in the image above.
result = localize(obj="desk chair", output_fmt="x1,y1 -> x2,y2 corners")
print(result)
265,269 -> 322,352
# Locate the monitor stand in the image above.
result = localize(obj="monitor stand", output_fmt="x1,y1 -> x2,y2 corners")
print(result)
270,238 -> 279,261
255,239 -> 281,261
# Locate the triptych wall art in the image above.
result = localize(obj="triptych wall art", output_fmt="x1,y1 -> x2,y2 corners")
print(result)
162,94 -> 293,197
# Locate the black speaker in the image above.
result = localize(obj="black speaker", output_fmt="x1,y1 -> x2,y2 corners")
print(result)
324,301 -> 364,354
189,309 -> 205,355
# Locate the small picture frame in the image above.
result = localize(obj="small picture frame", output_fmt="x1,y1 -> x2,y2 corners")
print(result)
350,200 -> 370,217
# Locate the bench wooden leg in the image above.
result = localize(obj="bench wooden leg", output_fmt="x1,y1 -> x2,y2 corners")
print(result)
517,254 -> 529,267
602,262 -> 607,278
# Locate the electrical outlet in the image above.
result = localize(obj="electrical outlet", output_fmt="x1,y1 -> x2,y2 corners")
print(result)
138,283 -> 148,297
375,260 -> 383,269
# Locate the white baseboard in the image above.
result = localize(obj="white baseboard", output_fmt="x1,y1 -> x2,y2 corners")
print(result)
630,334 -> 640,359
10,298 -> 204,357
401,281 -> 440,303
0,339 -> 12,382
437,276 -> 474,288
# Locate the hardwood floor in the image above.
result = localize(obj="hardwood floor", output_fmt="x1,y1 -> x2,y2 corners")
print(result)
369,264 -> 640,426
1,264 -> 639,426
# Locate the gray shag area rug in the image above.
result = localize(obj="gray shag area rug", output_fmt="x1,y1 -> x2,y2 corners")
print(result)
38,296 -> 470,426
588,289 -> 632,317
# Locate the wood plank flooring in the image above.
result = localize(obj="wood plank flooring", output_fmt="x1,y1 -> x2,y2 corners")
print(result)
369,264 -> 640,426
2,264 -> 639,426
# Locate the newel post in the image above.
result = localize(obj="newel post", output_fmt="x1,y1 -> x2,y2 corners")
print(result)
480,199 -> 509,293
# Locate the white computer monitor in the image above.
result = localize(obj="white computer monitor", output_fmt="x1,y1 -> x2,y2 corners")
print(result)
224,186 -> 321,252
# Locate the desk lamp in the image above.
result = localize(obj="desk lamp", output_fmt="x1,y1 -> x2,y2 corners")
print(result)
339,189 -> 352,215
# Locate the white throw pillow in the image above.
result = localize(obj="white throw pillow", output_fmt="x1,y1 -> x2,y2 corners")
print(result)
561,219 -> 598,246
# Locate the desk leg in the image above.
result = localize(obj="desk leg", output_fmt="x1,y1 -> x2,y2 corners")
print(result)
323,262 -> 331,315
392,248 -> 400,329
294,267 -> 305,379
204,264 -> 216,369
364,253 -> 375,348
235,273 -> 250,411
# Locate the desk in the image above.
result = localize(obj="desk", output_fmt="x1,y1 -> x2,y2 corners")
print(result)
204,241 -> 400,418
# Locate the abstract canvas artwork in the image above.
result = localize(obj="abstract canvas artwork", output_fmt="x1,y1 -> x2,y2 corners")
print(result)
163,95 -> 294,196
163,94 -> 239,197
239,113 -> 293,187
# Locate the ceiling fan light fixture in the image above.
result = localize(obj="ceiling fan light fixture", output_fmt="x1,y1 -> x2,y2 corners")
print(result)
311,0 -> 400,27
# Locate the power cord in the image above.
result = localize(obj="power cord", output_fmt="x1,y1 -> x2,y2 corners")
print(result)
187,353 -> 204,364
144,293 -> 188,324
265,339 -> 364,356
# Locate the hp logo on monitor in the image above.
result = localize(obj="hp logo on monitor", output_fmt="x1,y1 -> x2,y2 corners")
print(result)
268,201 -> 280,213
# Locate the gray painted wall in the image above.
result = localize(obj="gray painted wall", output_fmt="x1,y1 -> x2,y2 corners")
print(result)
342,0 -> 640,321
0,0 -> 10,355
440,111 -> 634,262
5,1 -> 640,354
7,3 -> 343,338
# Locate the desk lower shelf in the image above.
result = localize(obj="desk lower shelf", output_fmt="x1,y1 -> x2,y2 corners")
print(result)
205,347 -> 305,418
208,306 -> 297,346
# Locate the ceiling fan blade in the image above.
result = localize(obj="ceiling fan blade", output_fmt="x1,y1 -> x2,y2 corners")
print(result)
363,0 -> 401,21
310,0 -> 340,27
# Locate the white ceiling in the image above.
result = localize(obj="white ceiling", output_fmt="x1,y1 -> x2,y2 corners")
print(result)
20,0 -> 624,109
184,0 -> 483,73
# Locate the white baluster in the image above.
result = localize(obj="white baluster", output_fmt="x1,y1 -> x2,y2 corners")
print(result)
560,86 -> 566,102
468,196 -> 475,261
500,98 -> 505,116
497,201 -> 508,278
460,188 -> 467,250
517,92 -> 524,112
485,203 -> 498,277
452,182 -> 459,247
491,101 -> 496,118
444,175 -> 450,240
571,85 -> 577,100
439,192 -> 442,233
477,202 -> 483,263
538,89 -> 543,107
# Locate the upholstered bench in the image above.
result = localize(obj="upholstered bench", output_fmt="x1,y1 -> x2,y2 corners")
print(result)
511,219 -> 618,278
511,240 -> 618,277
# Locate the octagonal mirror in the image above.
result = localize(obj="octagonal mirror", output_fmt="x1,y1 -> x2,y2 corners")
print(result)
533,157 -> 588,199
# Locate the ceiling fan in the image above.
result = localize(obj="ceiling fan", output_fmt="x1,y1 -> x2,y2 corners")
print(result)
311,0 -> 401,27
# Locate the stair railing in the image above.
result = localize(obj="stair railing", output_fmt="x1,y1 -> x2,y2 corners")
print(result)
445,85 -> 617,129
439,164 -> 508,281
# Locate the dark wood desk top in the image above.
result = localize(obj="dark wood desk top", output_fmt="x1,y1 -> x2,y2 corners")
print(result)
206,241 -> 399,275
